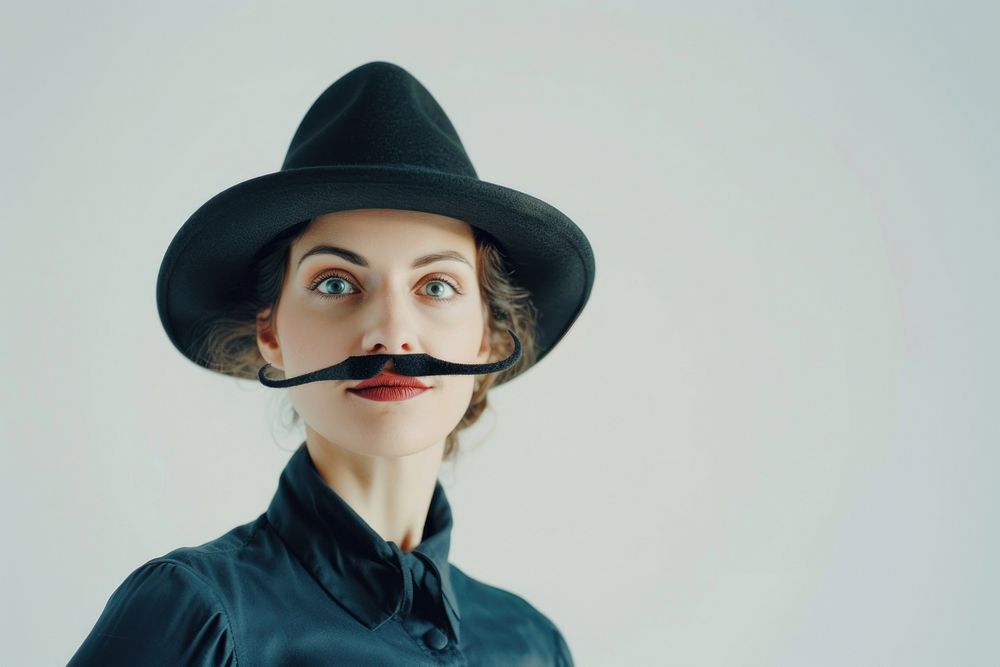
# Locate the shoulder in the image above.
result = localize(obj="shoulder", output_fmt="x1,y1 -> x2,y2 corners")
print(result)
68,559 -> 237,666
450,563 -> 575,666
68,518 -> 265,666
119,514 -> 272,617
450,562 -> 556,626
155,514 -> 263,573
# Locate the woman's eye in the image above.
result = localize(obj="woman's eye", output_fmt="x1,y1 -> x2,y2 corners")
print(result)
314,275 -> 358,298
421,278 -> 459,299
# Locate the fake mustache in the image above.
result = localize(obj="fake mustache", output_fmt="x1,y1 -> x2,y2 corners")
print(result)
257,328 -> 522,389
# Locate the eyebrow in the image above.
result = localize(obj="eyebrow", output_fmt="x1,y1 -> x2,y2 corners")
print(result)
296,245 -> 473,271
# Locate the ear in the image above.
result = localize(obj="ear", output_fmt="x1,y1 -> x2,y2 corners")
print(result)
256,307 -> 284,370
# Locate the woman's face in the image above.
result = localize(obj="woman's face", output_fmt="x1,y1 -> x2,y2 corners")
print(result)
256,208 -> 491,458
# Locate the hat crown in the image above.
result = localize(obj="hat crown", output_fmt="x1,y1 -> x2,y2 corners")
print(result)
281,61 -> 478,179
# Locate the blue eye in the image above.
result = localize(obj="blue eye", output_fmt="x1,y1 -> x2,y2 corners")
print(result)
315,275 -> 358,298
422,279 -> 459,299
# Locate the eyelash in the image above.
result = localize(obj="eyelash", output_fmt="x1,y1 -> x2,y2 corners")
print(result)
306,270 -> 463,301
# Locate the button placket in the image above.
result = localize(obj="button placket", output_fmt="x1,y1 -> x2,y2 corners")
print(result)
391,545 -> 454,653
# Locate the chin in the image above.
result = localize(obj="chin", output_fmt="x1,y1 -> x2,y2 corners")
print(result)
312,418 -> 450,458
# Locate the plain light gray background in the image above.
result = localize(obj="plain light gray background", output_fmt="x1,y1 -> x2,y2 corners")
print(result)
2,2 -> 998,665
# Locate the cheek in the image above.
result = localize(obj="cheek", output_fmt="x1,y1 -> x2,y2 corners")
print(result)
439,374 -> 478,417
277,307 -> 347,372
437,306 -> 488,354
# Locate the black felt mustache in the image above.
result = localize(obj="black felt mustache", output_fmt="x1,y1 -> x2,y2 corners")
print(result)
257,328 -> 522,388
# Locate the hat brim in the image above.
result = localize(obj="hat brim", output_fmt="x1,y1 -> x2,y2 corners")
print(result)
156,164 -> 595,381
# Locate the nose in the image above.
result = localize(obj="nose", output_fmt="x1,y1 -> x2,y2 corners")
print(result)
359,284 -> 419,358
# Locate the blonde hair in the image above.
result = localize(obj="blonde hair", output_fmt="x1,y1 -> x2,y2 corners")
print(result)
190,217 -> 538,461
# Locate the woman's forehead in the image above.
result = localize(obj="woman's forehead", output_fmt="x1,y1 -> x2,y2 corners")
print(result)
293,209 -> 476,265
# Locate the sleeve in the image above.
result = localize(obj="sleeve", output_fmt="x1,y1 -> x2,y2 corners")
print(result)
553,626 -> 574,667
67,559 -> 237,667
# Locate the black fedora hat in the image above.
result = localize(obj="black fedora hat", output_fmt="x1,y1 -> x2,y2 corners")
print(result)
156,60 -> 595,383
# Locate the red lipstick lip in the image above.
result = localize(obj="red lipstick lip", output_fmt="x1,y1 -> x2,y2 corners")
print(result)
347,385 -> 429,402
349,370 -> 428,390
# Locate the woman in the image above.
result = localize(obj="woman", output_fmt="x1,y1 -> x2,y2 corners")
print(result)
70,61 -> 595,666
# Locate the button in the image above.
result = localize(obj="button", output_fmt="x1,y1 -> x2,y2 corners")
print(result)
423,627 -> 448,650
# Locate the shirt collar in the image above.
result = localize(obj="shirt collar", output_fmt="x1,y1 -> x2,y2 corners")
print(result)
265,443 -> 462,644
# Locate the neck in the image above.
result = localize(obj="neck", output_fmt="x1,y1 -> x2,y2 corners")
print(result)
303,426 -> 444,552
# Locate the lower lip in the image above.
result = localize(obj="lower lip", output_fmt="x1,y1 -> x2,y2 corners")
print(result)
348,386 -> 429,402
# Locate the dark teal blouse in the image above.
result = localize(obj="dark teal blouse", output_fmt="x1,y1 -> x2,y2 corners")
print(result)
69,443 -> 573,666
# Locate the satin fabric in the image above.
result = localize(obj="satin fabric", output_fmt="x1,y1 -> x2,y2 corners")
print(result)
68,443 -> 573,666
